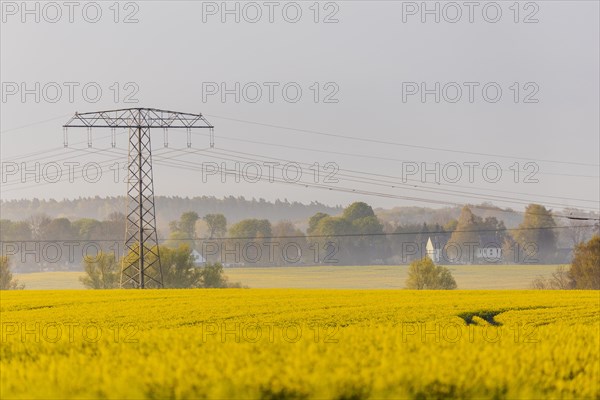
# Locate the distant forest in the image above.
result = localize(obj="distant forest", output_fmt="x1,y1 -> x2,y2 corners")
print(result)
0,196 -> 343,231
1,197 -> 593,235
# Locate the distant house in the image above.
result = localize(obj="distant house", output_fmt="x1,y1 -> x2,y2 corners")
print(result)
190,250 -> 206,267
476,246 -> 502,262
426,237 -> 441,263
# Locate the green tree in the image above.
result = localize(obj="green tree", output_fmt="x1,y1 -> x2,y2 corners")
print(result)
101,212 -> 126,240
203,213 -> 227,239
226,219 -> 273,265
307,216 -> 352,264
405,257 -> 457,290
308,202 -> 385,265
444,219 -> 458,232
200,262 -> 240,288
79,252 -> 119,289
272,221 -> 307,265
342,202 -> 376,222
307,212 -> 329,235
43,217 -> 74,240
350,214 -> 385,264
72,218 -> 102,240
447,206 -> 481,263
313,216 -> 352,237
160,244 -> 203,288
512,204 -> 557,263
170,211 -> 199,238
0,256 -> 24,290
392,223 -> 422,263
180,211 -> 200,237
164,230 -> 194,249
480,217 -> 508,246
118,244 -> 237,288
0,220 -> 32,241
166,212 -> 201,248
569,235 -> 600,289
351,215 -> 384,235
201,262 -> 224,287
228,219 -> 272,238
312,216 -> 353,261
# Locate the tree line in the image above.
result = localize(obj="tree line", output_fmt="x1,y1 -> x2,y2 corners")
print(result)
1,201 -> 598,272
163,202 -> 598,266
0,196 -> 342,231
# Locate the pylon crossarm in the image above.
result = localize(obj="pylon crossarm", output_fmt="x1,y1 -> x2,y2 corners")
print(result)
63,108 -> 214,129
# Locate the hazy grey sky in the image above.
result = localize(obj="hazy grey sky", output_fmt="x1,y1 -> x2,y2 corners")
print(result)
1,0 -> 598,212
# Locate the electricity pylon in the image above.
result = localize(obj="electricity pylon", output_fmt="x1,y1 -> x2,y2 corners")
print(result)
63,108 -> 214,288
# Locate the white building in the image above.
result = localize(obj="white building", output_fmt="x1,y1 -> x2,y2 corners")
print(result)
476,247 -> 502,261
190,249 -> 206,267
426,237 -> 441,263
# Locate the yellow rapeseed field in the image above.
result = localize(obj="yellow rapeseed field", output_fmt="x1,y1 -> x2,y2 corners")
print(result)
1,290 -> 598,399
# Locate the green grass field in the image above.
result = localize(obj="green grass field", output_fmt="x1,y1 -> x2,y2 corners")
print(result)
15,264 -> 562,290
15,271 -> 86,290
1,289 -> 598,399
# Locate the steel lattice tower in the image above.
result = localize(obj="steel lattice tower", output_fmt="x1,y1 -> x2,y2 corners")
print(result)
63,108 -> 214,288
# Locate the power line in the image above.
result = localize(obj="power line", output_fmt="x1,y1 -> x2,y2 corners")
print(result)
6,132 -> 595,206
3,145 -> 598,219
191,130 -> 600,180
5,112 -> 597,168
0,146 -> 185,190
206,114 -> 600,168
208,147 -> 600,209
215,146 -> 598,203
1,129 -> 129,163
152,149 -> 600,217
0,114 -> 72,135
148,146 -> 600,218
1,146 -> 66,163
1,148 -> 130,189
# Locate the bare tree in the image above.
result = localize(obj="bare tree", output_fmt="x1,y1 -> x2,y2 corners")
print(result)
531,266 -> 574,290
562,209 -> 599,247
28,213 -> 51,240
0,256 -> 24,290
